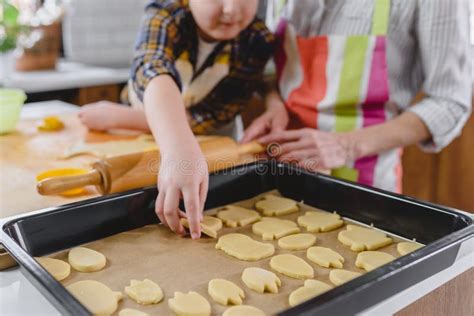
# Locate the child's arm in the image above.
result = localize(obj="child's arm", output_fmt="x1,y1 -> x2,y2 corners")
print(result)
78,102 -> 150,132
144,75 -> 207,239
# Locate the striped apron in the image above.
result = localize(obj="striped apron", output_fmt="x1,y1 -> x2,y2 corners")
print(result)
275,0 -> 402,193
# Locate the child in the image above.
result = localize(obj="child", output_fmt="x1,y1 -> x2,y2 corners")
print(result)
79,0 -> 274,239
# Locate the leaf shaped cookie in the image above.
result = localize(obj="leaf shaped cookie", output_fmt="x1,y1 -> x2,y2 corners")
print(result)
270,254 -> 314,279
241,267 -> 281,294
397,241 -> 423,256
168,292 -> 211,316
208,279 -> 245,306
289,280 -> 333,307
306,246 -> 344,268
329,269 -> 362,286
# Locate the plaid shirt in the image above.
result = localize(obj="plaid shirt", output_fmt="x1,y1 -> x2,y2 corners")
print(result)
128,0 -> 275,134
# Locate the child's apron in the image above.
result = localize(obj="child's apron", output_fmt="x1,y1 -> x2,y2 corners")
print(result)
275,0 -> 402,193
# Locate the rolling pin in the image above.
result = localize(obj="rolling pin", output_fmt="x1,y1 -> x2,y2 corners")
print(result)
37,137 -> 265,196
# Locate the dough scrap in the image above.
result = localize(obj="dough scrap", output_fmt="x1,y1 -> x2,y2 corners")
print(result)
288,279 -> 333,307
180,216 -> 221,238
255,195 -> 299,216
168,291 -> 211,316
269,254 -> 314,279
119,309 -> 150,316
241,267 -> 281,294
124,279 -> 163,305
208,279 -> 245,306
68,247 -> 106,272
355,251 -> 395,272
278,233 -> 317,251
397,242 -> 423,256
297,211 -> 344,232
35,257 -> 71,281
338,225 -> 392,252
329,269 -> 362,286
217,206 -> 261,227
223,305 -> 266,316
67,280 -> 122,315
306,246 -> 344,269
252,217 -> 300,241
216,233 -> 274,261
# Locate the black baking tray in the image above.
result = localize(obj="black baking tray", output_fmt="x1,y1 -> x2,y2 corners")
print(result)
1,161 -> 472,315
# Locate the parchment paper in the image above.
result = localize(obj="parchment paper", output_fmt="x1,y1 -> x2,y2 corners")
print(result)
47,190 -> 411,315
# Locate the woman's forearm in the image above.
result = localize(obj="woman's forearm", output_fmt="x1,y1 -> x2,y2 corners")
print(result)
347,111 -> 431,159
144,75 -> 198,154
115,107 -> 151,132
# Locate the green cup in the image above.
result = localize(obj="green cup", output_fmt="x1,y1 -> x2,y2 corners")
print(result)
0,88 -> 27,134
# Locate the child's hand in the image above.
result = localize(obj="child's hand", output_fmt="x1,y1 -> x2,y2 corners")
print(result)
155,143 -> 208,239
241,91 -> 289,143
78,101 -> 124,131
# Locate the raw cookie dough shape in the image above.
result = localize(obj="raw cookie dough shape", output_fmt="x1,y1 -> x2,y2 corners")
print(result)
67,280 -> 122,315
216,233 -> 275,261
68,246 -> 106,272
269,254 -> 314,279
180,216 -> 221,238
35,257 -> 71,281
329,269 -> 362,286
288,279 -> 333,307
223,305 -> 266,316
397,241 -> 423,256
217,206 -> 261,227
119,309 -> 150,316
306,246 -> 344,269
124,279 -> 163,305
208,279 -> 245,305
168,291 -> 211,316
278,233 -> 317,251
241,267 -> 282,294
338,225 -> 392,252
355,251 -> 395,272
255,195 -> 299,216
297,211 -> 344,232
252,217 -> 300,241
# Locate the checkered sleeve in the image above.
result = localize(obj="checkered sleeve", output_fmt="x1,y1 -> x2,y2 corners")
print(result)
189,20 -> 275,134
130,4 -> 181,102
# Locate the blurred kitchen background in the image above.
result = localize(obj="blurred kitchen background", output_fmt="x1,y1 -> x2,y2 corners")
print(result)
1,0 -> 473,212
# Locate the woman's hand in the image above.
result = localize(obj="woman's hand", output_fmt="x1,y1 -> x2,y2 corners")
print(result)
259,128 -> 356,171
241,90 -> 289,143
78,101 -> 125,131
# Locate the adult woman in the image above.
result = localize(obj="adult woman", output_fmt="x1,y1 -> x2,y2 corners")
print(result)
243,0 -> 471,192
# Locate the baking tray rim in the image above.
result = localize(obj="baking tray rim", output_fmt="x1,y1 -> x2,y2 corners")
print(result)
1,162 -> 473,315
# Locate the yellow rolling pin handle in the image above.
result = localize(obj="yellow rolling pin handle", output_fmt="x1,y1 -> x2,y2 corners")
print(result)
37,170 -> 103,196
